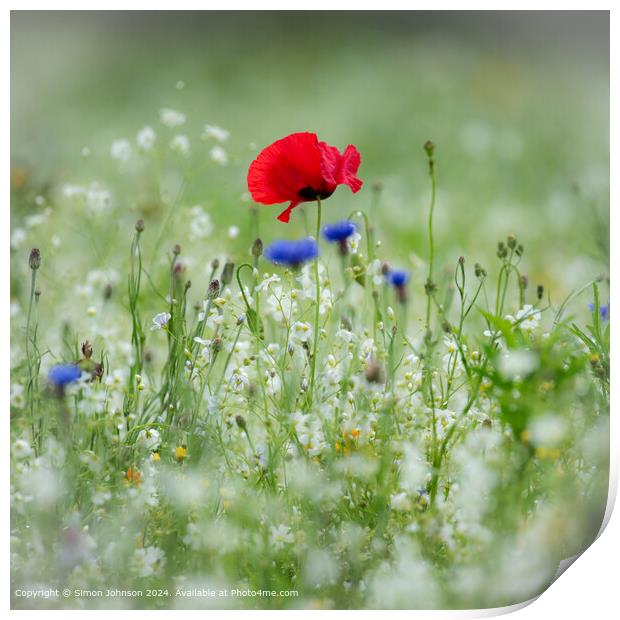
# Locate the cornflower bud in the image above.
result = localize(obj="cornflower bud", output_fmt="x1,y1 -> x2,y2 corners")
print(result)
208,279 -> 220,300
29,248 -> 41,271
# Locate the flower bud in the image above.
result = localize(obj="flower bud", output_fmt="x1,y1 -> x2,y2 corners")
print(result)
364,358 -> 385,384
537,284 -> 544,300
29,248 -> 41,271
135,219 -> 145,233
424,140 -> 435,157
81,341 -> 93,359
172,244 -> 181,256
507,234 -> 517,250
235,414 -> 247,430
221,261 -> 234,286
208,279 -> 220,300
211,257 -> 220,271
252,238 -> 263,258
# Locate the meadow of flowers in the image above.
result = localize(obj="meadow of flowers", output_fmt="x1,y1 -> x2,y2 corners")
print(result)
10,12 -> 610,611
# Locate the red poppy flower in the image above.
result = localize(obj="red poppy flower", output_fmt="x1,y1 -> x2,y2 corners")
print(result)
247,132 -> 363,223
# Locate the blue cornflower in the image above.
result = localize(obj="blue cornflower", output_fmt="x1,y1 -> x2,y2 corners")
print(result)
387,269 -> 410,288
264,238 -> 319,268
322,220 -> 357,243
386,268 -> 410,304
588,302 -> 610,322
48,364 -> 81,387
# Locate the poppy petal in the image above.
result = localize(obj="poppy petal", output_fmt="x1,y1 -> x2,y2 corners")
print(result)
318,141 -> 342,186
338,144 -> 363,193
276,200 -> 300,224
248,132 -> 323,205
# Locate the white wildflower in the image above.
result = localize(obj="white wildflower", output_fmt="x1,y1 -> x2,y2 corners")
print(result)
159,108 -> 186,127
133,546 -> 165,577
136,126 -> 156,151
10,228 -> 27,249
506,304 -> 541,332
390,492 -> 411,511
209,145 -> 228,165
10,384 -> 25,409
170,134 -> 190,157
188,206 -> 213,240
12,439 -> 33,460
528,414 -> 567,448
270,524 -> 294,550
228,225 -> 239,239
498,349 -> 539,380
151,312 -> 171,331
347,231 -> 362,254
110,139 -> 132,162
136,429 -> 161,451
291,321 -> 313,343
202,124 -> 230,143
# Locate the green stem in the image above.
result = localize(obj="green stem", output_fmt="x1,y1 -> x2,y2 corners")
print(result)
25,270 -> 38,452
309,197 -> 322,406
425,158 -> 437,334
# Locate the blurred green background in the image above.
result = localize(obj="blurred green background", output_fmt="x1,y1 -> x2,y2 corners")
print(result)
11,11 -> 609,310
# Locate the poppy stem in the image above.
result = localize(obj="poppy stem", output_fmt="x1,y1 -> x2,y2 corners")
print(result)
309,197 -> 322,406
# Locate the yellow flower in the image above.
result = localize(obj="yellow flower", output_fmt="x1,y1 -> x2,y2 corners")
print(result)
175,446 -> 187,462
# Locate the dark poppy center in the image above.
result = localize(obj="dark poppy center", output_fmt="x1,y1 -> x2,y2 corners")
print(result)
298,186 -> 334,201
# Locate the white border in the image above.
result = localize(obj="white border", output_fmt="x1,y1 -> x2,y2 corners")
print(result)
3,4 -> 616,618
